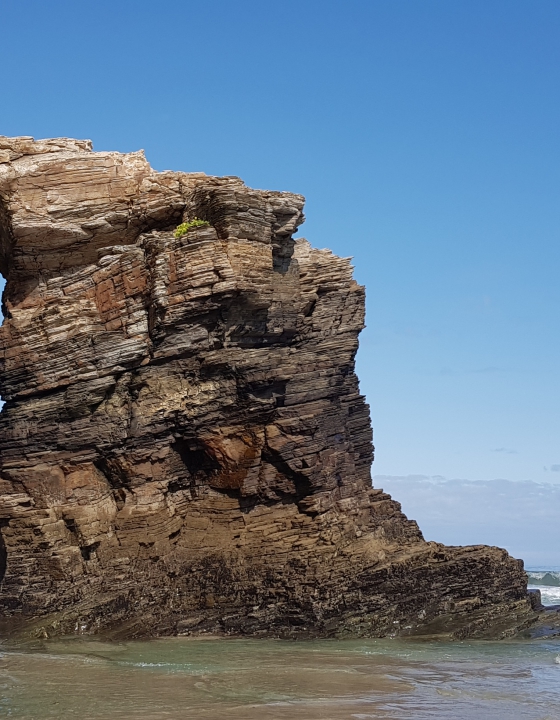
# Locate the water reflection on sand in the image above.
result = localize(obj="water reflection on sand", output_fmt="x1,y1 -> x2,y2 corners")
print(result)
1,636 -> 559,719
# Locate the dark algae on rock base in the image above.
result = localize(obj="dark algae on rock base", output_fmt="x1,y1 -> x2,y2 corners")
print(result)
0,136 -> 537,640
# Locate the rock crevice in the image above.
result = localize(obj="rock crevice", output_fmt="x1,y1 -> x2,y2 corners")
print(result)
0,135 -> 534,639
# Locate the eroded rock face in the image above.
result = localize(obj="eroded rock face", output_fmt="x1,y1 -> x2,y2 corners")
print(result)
0,136 -> 534,639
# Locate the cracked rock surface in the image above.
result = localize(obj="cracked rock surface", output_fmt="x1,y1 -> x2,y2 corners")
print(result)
0,136 -> 535,639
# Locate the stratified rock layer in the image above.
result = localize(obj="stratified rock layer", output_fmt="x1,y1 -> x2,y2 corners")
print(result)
0,136 -> 534,639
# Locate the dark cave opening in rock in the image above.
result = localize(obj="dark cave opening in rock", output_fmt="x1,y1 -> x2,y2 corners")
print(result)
172,438 -> 222,486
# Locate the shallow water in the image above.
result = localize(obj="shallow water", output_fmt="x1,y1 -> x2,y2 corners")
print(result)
1,635 -> 559,719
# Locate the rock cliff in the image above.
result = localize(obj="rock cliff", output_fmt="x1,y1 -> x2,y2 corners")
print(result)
0,136 -> 534,639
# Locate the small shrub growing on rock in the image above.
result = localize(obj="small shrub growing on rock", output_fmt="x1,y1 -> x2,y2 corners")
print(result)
174,219 -> 210,238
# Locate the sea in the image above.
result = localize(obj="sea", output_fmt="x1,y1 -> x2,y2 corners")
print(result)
0,570 -> 558,720
528,569 -> 560,607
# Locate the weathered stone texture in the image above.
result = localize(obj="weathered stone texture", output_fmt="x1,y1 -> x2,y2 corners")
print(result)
0,136 -> 534,639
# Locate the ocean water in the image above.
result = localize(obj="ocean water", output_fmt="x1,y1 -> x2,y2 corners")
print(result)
1,634 -> 559,720
528,569 -> 560,607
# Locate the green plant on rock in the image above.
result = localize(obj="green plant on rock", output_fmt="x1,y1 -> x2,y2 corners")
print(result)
173,219 -> 211,238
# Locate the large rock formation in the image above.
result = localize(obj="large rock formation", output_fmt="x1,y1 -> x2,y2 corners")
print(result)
0,136 -> 535,639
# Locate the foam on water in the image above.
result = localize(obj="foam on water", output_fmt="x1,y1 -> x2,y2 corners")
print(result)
529,586 -> 560,605
527,568 -> 560,606
527,571 -> 560,587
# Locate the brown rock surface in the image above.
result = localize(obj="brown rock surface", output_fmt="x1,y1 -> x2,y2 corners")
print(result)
0,136 -> 535,639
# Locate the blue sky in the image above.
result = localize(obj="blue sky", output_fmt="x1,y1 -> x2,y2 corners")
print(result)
1,0 -> 559,562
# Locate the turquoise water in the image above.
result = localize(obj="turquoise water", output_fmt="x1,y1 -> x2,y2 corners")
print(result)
1,635 -> 559,719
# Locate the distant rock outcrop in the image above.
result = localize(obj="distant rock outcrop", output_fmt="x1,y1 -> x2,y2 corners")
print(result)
0,136 -> 535,639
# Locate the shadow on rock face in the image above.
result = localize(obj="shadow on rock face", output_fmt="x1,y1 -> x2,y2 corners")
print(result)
0,523 -> 7,584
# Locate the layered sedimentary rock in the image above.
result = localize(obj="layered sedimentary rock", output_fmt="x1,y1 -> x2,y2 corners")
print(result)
0,136 -> 535,639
